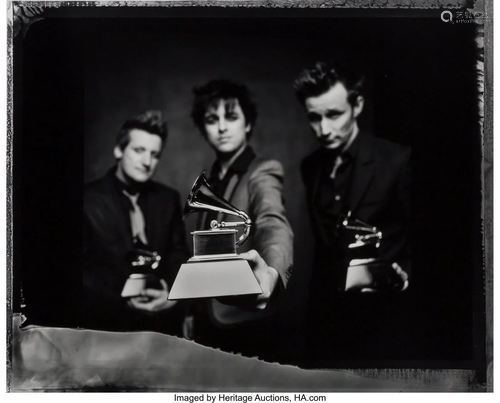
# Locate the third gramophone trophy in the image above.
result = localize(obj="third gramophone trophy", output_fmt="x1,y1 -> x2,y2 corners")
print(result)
168,170 -> 262,300
338,211 -> 403,291
121,245 -> 162,298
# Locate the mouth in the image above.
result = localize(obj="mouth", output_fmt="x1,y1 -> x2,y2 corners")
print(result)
320,135 -> 338,143
322,134 -> 341,143
318,135 -> 342,148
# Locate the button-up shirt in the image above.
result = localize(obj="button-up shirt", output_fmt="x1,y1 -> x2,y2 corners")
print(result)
204,146 -> 256,226
315,131 -> 362,244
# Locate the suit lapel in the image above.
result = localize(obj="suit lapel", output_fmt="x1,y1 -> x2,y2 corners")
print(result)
102,173 -> 133,250
306,155 -> 332,247
310,162 -> 323,208
146,185 -> 162,249
348,132 -> 375,215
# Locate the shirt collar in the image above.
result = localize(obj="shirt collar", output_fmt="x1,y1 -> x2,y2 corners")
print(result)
210,146 -> 256,180
317,128 -> 362,169
342,128 -> 362,162
110,166 -> 149,196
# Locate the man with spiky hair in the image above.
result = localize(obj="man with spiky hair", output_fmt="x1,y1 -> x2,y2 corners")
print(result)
186,80 -> 293,360
83,110 -> 190,334
294,61 -> 411,364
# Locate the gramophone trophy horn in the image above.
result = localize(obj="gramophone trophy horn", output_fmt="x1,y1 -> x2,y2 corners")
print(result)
168,170 -> 262,300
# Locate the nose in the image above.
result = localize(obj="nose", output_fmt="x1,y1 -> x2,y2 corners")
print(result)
218,118 -> 227,133
320,118 -> 330,136
141,152 -> 152,167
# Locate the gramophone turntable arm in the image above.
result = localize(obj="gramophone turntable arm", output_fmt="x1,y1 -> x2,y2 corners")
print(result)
210,219 -> 252,246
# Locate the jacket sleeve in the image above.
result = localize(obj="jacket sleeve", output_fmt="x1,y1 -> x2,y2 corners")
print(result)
82,211 -> 132,326
248,160 -> 294,289
161,192 -> 191,288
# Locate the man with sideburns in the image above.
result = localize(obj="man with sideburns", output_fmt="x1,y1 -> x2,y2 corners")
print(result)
294,61 -> 411,364
82,110 -> 190,334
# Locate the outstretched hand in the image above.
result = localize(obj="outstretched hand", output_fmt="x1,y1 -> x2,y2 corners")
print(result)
216,249 -> 280,310
240,249 -> 280,309
360,262 -> 409,293
127,279 -> 177,314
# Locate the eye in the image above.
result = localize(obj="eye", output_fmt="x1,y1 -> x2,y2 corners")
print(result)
226,113 -> 239,122
325,110 -> 342,119
307,113 -> 321,123
204,115 -> 218,125
133,147 -> 145,154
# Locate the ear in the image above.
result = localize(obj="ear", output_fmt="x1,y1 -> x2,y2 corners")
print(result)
353,95 -> 364,118
113,145 -> 123,160
245,123 -> 252,134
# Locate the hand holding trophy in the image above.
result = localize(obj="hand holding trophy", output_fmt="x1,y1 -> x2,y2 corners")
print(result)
338,211 -> 406,292
121,245 -> 162,298
168,170 -> 263,300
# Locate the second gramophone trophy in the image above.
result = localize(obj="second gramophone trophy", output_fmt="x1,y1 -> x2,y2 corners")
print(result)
168,170 -> 262,300
339,211 -> 404,291
121,246 -> 162,298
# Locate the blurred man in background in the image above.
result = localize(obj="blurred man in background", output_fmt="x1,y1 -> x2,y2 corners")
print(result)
83,110 -> 190,334
295,61 -> 411,365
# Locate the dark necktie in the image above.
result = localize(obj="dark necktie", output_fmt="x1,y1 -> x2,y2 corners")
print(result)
330,154 -> 344,180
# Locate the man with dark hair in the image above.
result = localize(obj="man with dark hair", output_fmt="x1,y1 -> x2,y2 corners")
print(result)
83,110 -> 190,334
191,80 -> 258,140
184,79 -> 294,360
294,61 -> 411,364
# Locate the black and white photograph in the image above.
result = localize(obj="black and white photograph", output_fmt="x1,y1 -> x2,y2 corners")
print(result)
6,0 -> 492,393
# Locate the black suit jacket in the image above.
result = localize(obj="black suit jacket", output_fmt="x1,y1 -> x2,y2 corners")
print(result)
82,169 -> 190,332
301,131 -> 411,361
302,131 -> 410,273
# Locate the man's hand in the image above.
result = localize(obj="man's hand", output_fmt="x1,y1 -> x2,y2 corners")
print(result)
217,249 -> 280,310
127,279 -> 177,314
240,249 -> 280,310
359,262 -> 409,293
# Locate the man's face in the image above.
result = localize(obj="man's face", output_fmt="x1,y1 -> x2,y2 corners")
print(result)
114,129 -> 163,184
304,82 -> 364,150
203,99 -> 250,155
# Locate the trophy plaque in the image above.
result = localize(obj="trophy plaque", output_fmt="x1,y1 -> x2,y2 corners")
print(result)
168,170 -> 262,300
338,211 -> 404,291
121,245 -> 162,298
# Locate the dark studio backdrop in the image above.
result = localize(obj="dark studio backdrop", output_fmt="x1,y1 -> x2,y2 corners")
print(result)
13,6 -> 485,373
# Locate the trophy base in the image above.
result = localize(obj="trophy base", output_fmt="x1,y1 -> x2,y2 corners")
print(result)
168,257 -> 262,300
121,273 -> 162,298
344,260 -> 403,291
